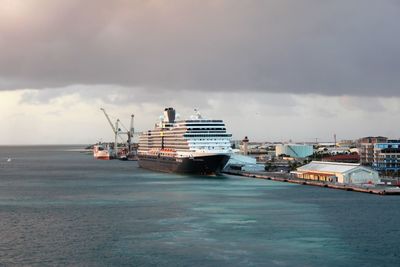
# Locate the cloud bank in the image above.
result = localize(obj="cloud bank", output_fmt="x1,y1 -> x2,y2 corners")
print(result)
1,0 -> 400,96
1,87 -> 399,144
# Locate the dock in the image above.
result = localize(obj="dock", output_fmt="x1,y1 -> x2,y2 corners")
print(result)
223,170 -> 400,195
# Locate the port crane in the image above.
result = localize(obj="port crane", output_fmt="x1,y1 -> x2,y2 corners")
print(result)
118,114 -> 136,155
100,108 -> 135,159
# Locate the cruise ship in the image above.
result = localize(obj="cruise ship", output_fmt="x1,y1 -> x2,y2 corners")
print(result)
138,108 -> 232,174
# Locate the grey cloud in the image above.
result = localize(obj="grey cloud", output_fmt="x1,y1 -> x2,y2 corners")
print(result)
19,88 -> 70,104
339,96 -> 387,113
1,0 -> 400,96
19,86 -> 299,118
19,85 -> 213,107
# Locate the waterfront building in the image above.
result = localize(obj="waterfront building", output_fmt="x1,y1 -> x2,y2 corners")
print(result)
293,161 -> 380,184
231,140 -> 241,149
317,142 -> 336,147
224,153 -> 265,172
322,153 -> 360,163
316,146 -> 351,155
358,136 -> 388,165
275,144 -> 313,158
338,139 -> 356,147
237,140 -> 267,155
373,140 -> 400,176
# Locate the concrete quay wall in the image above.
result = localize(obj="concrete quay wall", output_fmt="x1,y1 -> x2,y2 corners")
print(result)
223,170 -> 400,196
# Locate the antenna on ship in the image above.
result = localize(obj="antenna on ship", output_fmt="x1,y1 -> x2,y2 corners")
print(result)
194,108 -> 202,119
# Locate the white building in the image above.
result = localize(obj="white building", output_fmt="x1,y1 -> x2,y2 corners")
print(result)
293,161 -> 380,184
316,146 -> 351,155
276,144 -> 313,158
224,153 -> 265,172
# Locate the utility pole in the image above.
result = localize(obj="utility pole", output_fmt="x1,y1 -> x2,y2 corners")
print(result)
334,133 -> 337,147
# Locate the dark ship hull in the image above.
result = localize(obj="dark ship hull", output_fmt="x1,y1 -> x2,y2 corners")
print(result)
138,154 -> 230,175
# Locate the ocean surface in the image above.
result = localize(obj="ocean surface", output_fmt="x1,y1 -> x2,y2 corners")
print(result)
0,145 -> 399,266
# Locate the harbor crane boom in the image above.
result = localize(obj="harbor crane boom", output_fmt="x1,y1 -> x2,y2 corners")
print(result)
100,108 -> 117,134
100,107 -> 120,158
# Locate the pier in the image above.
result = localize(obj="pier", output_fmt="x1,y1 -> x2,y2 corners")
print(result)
223,170 -> 400,195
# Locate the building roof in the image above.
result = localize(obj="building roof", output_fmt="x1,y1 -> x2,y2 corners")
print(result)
227,153 -> 257,165
297,161 -> 362,174
277,143 -> 313,147
323,154 -> 360,162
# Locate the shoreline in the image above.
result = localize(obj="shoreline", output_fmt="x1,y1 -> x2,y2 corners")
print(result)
223,170 -> 400,196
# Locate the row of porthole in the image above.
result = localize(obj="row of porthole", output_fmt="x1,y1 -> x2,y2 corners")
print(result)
187,129 -> 226,131
194,147 -> 227,150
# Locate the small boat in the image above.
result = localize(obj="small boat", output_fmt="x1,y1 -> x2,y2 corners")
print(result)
117,147 -> 129,161
7,157 -> 12,162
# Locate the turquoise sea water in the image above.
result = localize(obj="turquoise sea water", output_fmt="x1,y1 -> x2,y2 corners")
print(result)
0,146 -> 399,266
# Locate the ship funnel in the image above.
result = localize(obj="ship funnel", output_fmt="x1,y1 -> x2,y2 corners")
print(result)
163,107 -> 176,123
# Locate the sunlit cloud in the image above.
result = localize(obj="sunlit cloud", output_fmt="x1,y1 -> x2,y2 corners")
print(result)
1,88 -> 400,144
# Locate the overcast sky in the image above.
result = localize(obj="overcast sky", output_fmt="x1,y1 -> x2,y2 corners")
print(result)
1,0 -> 399,144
